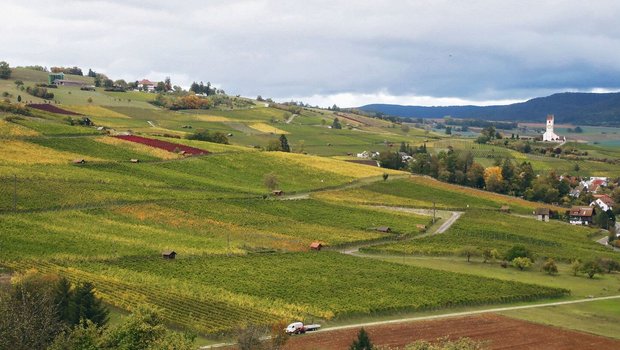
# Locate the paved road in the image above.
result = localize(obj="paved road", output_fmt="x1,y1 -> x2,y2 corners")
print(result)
199,295 -> 620,349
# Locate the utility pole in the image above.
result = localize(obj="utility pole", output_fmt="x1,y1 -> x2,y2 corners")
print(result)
13,174 -> 17,211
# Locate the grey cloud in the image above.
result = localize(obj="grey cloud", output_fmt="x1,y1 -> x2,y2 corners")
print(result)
2,0 -> 620,105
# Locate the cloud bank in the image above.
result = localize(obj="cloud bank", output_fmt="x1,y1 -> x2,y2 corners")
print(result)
2,0 -> 620,107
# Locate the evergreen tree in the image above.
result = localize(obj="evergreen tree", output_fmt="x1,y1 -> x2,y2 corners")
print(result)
332,118 -> 342,129
54,277 -> 73,325
350,328 -> 373,350
69,282 -> 109,327
279,134 -> 290,152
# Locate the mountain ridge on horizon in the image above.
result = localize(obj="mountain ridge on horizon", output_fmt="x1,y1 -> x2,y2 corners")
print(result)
358,91 -> 620,125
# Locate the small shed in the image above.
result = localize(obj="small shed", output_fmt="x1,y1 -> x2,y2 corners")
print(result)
162,251 -> 177,259
499,205 -> 511,213
130,159 -> 140,163
376,226 -> 391,233
534,208 -> 550,222
272,190 -> 285,196
72,159 -> 86,164
310,242 -> 324,251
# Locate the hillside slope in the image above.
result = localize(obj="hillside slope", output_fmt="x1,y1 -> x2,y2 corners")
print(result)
360,92 -> 620,125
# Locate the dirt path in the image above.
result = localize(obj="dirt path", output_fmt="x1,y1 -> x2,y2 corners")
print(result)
285,114 -> 297,124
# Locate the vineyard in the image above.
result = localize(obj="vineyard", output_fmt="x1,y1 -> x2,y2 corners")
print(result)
114,135 -> 210,155
364,210 -> 617,263
27,103 -> 82,115
314,176 -> 551,214
2,253 -> 568,334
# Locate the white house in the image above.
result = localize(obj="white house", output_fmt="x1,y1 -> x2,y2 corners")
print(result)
590,194 -> 614,212
138,79 -> 156,92
357,151 -> 370,159
542,114 -> 564,142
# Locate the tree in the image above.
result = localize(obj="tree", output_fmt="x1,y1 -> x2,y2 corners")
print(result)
505,245 -> 534,262
0,61 -> 11,79
268,321 -> 289,350
466,162 -> 485,188
17,95 -> 21,102
100,306 -> 195,350
279,134 -> 290,152
484,166 -> 504,193
378,151 -> 404,170
458,246 -> 479,262
570,259 -> 582,276
237,324 -> 265,350
350,328 -> 373,350
481,248 -> 499,263
511,257 -> 532,271
542,258 -> 558,275
0,270 -> 62,350
164,77 -> 172,91
54,277 -> 73,324
382,173 -> 389,181
69,282 -> 109,327
49,320 -> 102,350
332,117 -> 342,129
264,173 -> 278,191
401,124 -> 410,133
445,126 -> 452,135
597,258 -> 620,273
581,260 -> 603,278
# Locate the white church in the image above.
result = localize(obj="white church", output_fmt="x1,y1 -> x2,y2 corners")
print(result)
542,114 -> 565,142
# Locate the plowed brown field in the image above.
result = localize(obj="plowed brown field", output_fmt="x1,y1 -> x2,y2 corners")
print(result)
275,314 -> 620,350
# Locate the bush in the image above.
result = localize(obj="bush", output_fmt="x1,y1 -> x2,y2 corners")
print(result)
186,129 -> 229,144
581,260 -> 603,279
542,258 -> 558,275
505,245 -> 534,262
511,257 -> 532,271
26,86 -> 54,99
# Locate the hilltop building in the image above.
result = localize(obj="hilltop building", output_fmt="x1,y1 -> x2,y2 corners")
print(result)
48,72 -> 65,84
542,114 -> 564,142
138,79 -> 156,92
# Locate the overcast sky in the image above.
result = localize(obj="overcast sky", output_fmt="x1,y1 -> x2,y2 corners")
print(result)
3,0 -> 620,107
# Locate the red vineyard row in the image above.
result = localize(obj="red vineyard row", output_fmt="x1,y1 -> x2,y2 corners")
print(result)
27,104 -> 82,116
114,135 -> 210,155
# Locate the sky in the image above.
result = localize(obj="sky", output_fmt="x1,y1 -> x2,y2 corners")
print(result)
2,0 -> 620,107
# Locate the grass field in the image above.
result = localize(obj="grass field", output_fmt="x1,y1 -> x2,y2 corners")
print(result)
364,210 -> 616,263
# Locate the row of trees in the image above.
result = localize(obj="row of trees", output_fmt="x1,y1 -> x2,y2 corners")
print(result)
51,66 -> 83,76
187,129 -> 229,144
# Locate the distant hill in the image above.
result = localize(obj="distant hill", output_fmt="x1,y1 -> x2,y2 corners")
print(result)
359,92 -> 620,125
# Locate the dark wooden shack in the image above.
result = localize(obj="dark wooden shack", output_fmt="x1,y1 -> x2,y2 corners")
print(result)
162,251 -> 177,259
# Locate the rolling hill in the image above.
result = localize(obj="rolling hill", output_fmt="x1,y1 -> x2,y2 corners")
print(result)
360,92 -> 620,125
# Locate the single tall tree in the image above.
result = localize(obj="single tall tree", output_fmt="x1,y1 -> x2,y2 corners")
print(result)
0,61 -> 11,79
279,134 -> 291,152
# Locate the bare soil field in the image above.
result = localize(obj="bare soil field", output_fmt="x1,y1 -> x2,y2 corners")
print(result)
278,314 -> 620,350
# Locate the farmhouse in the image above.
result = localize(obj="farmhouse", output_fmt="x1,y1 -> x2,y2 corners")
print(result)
569,206 -> 595,225
590,194 -> 614,212
138,79 -> 156,92
534,207 -> 550,222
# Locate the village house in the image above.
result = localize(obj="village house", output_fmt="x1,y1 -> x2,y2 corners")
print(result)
569,206 -> 595,225
53,79 -> 86,87
138,79 -> 156,92
580,177 -> 608,193
590,194 -> 614,212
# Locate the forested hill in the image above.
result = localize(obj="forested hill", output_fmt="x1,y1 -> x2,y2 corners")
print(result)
359,92 -> 620,125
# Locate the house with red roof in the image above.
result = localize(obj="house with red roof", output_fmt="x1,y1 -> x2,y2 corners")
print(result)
138,79 -> 156,92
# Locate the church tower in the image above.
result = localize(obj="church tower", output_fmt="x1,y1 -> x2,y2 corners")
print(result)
543,114 -> 561,141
